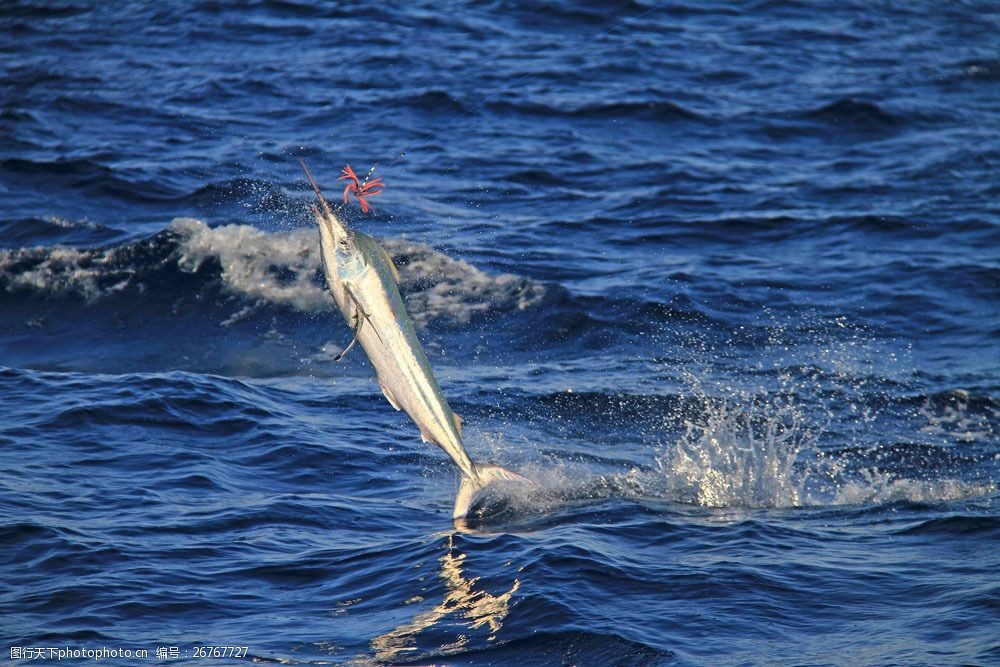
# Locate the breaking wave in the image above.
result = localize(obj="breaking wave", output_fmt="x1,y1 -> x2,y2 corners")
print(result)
0,217 -> 550,328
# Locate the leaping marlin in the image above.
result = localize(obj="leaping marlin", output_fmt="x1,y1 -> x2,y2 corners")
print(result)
300,160 -> 527,522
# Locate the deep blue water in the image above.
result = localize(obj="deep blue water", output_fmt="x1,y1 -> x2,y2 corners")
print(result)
2,1 -> 999,665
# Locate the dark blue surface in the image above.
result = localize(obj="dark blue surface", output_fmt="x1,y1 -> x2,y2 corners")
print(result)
1,1 -> 998,665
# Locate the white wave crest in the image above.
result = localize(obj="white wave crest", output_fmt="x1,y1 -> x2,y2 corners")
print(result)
171,217 -> 329,312
170,218 -> 548,326
1,217 -> 548,327
0,244 -> 131,300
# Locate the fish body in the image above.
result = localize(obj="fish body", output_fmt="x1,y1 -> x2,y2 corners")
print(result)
301,161 -> 528,519
320,220 -> 479,482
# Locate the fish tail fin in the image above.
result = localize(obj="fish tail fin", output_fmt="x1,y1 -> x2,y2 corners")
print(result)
453,464 -> 531,520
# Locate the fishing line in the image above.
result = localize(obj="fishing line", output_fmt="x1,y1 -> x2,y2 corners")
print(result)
385,1 -> 670,171
347,1 -> 673,191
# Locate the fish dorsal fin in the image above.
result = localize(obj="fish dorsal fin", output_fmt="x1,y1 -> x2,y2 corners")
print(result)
379,245 -> 401,284
451,412 -> 464,438
378,378 -> 401,411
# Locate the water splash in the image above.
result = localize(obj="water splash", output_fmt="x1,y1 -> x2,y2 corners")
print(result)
646,386 -> 993,509
652,393 -> 811,508
832,470 -> 994,506
465,320 -> 996,519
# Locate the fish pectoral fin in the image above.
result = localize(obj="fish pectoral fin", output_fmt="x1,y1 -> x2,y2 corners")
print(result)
451,412 -> 464,438
343,284 -> 383,344
378,379 -> 402,411
334,308 -> 364,362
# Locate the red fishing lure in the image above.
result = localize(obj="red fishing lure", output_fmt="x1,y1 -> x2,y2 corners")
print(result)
338,164 -> 384,213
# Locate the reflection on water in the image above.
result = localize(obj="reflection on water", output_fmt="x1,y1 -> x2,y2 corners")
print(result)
360,534 -> 520,665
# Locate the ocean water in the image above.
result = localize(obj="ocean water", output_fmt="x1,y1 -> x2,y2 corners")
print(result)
2,1 -> 998,665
